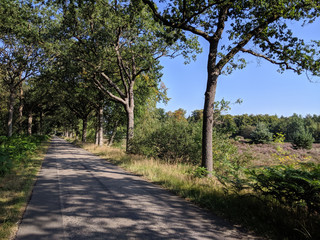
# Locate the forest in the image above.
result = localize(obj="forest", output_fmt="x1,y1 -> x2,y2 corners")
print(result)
1,0 -> 320,239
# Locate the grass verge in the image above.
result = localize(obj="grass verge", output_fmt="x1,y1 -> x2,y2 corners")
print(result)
68,139 -> 320,240
0,137 -> 50,240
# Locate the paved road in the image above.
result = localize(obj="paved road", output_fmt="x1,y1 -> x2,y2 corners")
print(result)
16,137 -> 259,240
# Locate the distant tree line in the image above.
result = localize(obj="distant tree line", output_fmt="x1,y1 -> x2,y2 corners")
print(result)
217,113 -> 319,144
155,108 -> 320,144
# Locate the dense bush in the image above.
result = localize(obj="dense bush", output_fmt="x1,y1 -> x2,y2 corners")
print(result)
248,164 -> 320,214
0,135 -> 48,176
0,154 -> 11,176
212,132 -> 252,192
292,128 -> 314,150
239,125 -> 256,139
286,115 -> 305,141
132,119 -> 202,164
251,122 -> 273,144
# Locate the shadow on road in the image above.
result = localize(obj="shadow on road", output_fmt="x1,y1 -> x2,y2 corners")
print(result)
16,137 -> 259,240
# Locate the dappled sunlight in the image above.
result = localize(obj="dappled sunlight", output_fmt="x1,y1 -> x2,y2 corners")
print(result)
16,137 -> 258,240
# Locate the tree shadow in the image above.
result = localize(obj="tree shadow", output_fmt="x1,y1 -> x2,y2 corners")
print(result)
16,137 -> 260,240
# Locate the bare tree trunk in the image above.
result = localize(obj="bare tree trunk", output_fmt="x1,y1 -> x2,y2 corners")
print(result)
98,106 -> 103,146
95,125 -> 99,145
125,84 -> 135,152
7,90 -> 15,137
39,111 -> 43,135
28,111 -> 33,136
108,120 -> 119,146
37,117 -> 41,135
126,106 -> 134,152
66,128 -> 69,138
95,107 -> 103,146
82,118 -> 88,142
19,84 -> 24,134
74,124 -> 80,140
201,43 -> 219,176
94,118 -> 98,145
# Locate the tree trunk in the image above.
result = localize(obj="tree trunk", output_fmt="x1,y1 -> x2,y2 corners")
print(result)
95,106 -> 104,146
65,128 -> 69,138
108,120 -> 119,146
28,111 -> 33,136
39,111 -> 43,135
82,117 -> 88,142
201,43 -> 219,176
19,84 -> 24,134
98,106 -> 103,146
7,90 -> 15,137
74,124 -> 80,140
95,125 -> 99,145
126,109 -> 134,152
37,117 -> 41,135
125,84 -> 135,152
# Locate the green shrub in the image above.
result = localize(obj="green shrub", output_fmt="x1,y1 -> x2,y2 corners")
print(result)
239,125 -> 256,139
292,128 -> 314,150
0,153 -> 12,176
212,132 -> 252,192
189,166 -> 210,178
248,164 -> 320,214
273,132 -> 286,143
251,122 -> 273,144
0,135 -> 49,176
132,119 -> 202,164
286,114 -> 305,141
0,136 -> 11,176
133,116 -> 252,192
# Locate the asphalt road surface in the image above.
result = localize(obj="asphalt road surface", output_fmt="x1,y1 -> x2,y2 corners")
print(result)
15,137 -> 259,240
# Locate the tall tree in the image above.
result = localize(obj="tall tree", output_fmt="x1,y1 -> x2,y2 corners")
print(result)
142,0 -> 320,174
0,37 -> 41,136
22,78 -> 51,135
0,0 -> 54,136
59,0 -> 180,151
56,68 -> 97,142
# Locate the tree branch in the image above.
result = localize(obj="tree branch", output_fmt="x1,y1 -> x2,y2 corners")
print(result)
100,72 -> 126,99
114,28 -> 130,95
241,48 -> 297,72
216,14 -> 281,72
212,5 -> 229,42
142,0 -> 210,40
94,77 -> 126,105
182,2 -> 219,26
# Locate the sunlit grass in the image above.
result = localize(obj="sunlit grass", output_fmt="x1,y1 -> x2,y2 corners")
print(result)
0,139 -> 50,240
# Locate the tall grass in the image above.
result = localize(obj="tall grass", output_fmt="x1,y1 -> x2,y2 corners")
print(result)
0,135 -> 50,240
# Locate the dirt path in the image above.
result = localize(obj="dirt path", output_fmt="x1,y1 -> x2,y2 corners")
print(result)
15,137 -> 260,240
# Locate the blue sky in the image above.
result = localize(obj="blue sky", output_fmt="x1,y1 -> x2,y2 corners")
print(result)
157,19 -> 320,117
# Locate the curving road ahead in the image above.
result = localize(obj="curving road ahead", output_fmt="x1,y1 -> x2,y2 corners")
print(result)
15,137 -> 259,240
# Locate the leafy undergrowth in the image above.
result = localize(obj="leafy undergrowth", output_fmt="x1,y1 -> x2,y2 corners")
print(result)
74,141 -> 320,240
0,135 -> 50,240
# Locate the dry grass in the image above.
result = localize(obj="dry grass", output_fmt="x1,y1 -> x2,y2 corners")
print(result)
0,140 -> 50,240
